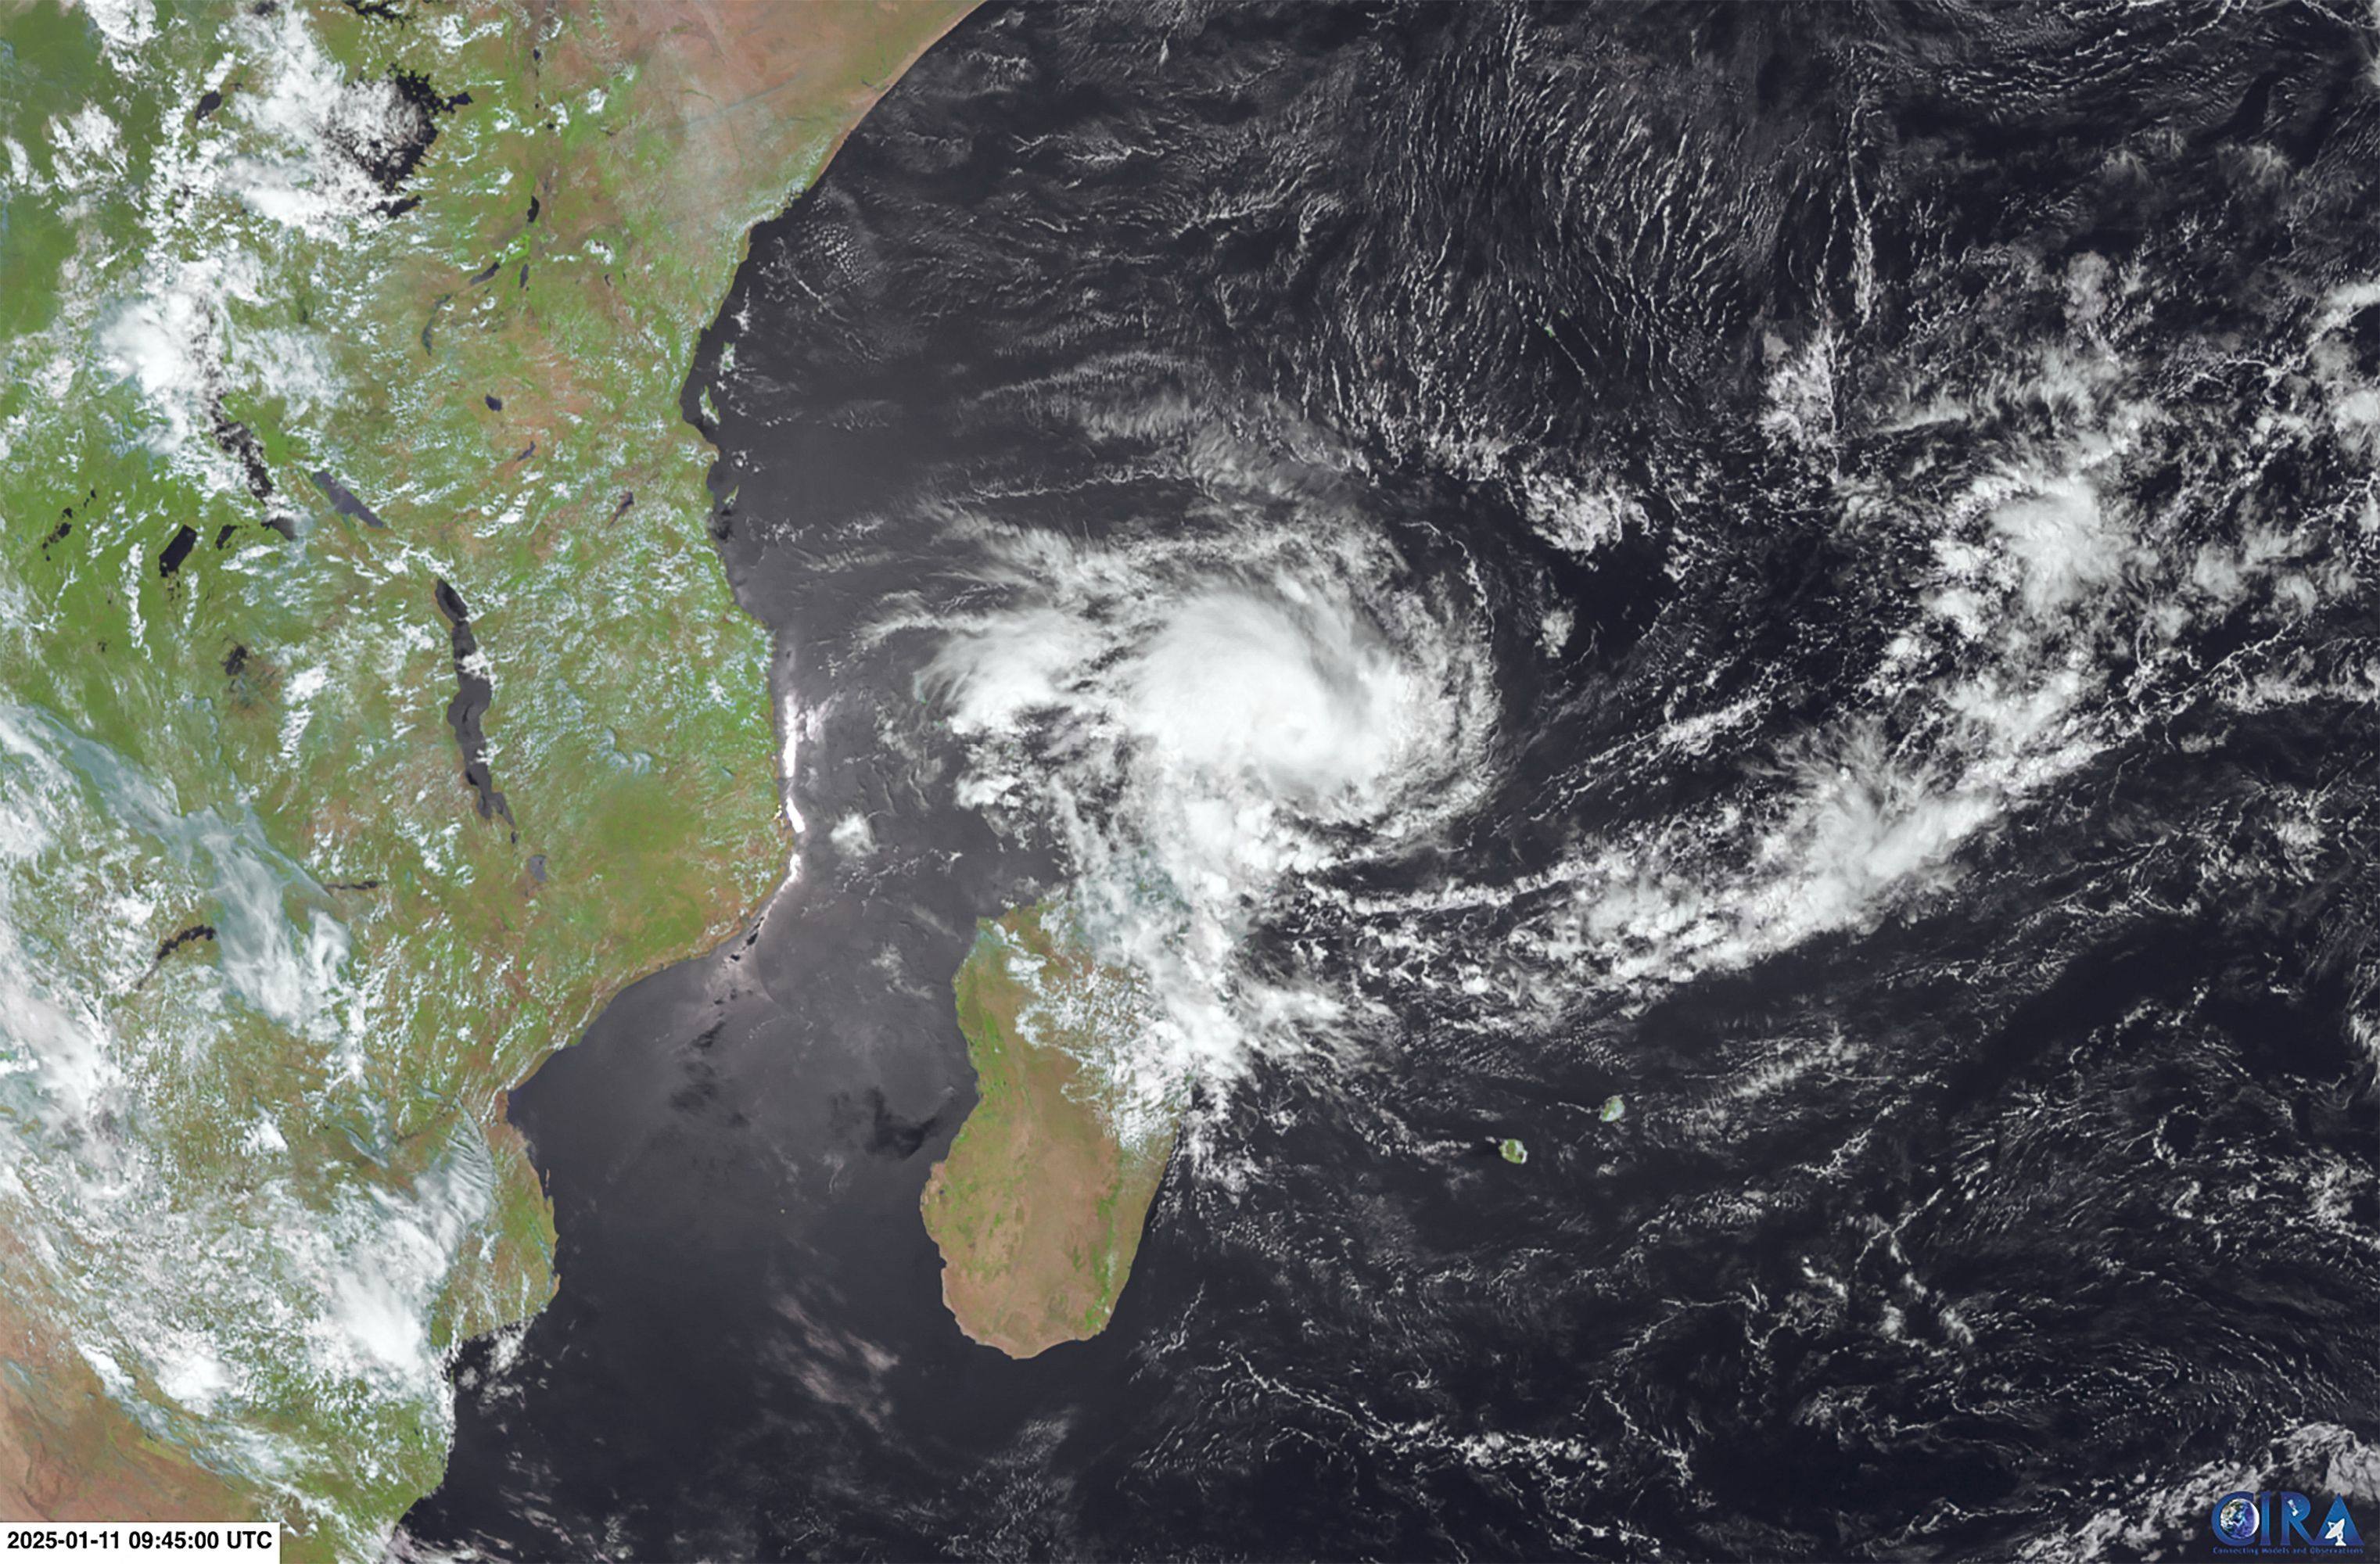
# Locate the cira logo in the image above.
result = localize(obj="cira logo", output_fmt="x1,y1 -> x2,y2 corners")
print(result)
2212,1490 -> 2364,1555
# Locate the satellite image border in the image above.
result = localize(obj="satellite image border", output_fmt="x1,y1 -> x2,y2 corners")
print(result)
5,1 -> 2380,1560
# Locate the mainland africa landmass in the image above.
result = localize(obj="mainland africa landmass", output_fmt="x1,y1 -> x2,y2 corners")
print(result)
0,1 -> 1020,1554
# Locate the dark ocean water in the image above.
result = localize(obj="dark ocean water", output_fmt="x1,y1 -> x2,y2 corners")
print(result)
403,2 -> 2380,1557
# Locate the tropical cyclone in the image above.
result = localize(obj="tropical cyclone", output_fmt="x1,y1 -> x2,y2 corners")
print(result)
921,903 -> 1178,1358
0,0 -> 967,1554
885,457 -> 1495,1353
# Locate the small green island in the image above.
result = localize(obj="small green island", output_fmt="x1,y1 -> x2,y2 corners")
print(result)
921,903 -> 1178,1358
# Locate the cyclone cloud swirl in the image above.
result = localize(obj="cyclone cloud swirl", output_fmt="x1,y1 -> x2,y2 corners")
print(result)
412,3 -> 2380,1558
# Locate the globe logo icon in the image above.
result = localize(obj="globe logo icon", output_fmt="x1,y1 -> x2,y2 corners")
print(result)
2215,1494 -> 2260,1545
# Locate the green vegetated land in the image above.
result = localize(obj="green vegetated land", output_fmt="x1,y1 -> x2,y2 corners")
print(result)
921,904 -> 1179,1358
0,0 -> 969,1552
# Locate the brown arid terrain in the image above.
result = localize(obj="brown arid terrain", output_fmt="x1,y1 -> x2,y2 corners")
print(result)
0,1292 -> 250,1523
591,0 -> 966,231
